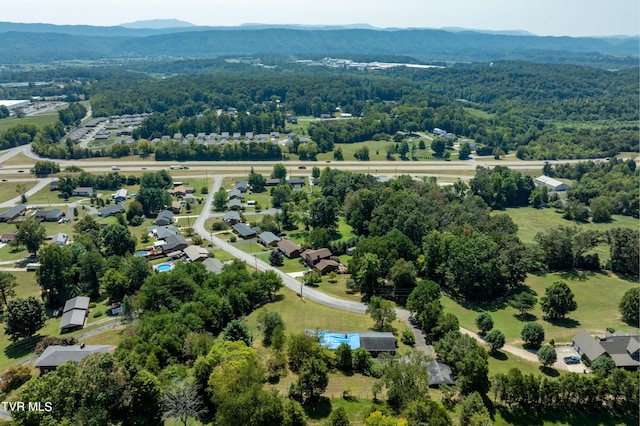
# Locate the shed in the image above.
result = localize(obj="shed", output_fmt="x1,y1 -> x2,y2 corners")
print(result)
114,188 -> 128,202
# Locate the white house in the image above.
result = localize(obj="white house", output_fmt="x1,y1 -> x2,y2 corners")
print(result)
534,175 -> 569,192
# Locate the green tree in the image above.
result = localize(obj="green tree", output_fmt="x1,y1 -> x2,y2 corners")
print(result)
4,296 -> 47,341
213,188 -> 228,211
259,311 -> 285,347
619,287 -> 640,325
0,271 -> 17,308
537,345 -> 557,367
309,196 -> 339,230
433,312 -> 459,341
475,313 -> 494,335
607,228 -> 639,276
352,347 -> 373,375
355,252 -> 382,300
366,297 -> 397,331
335,343 -> 352,371
508,292 -> 537,316
37,244 -> 75,306
223,319 -> 252,346
484,329 -> 505,354
431,139 -> 445,157
248,168 -> 266,192
312,166 -> 321,179
406,280 -> 443,333
101,223 -> 136,257
287,332 -> 322,373
101,268 -> 130,302
540,281 -> 577,319
390,258 -> 417,303
308,227 -> 330,249
78,250 -> 106,298
591,355 -> 616,376
460,392 -> 490,426
458,142 -> 472,160
379,350 -> 432,412
271,183 -> 293,207
521,322 -> 545,348
271,164 -> 287,180
329,406 -> 351,426
15,216 -> 46,255
297,357 -> 329,401
136,187 -> 172,215
269,249 -> 284,266
590,196 -> 613,223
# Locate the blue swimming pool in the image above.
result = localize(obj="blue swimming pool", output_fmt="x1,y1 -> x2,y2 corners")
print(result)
317,331 -> 360,350
135,251 -> 148,257
156,262 -> 175,272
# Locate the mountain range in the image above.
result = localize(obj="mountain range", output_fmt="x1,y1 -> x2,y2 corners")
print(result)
0,21 -> 637,67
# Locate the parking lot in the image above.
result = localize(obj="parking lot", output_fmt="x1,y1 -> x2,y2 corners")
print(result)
554,345 -> 587,373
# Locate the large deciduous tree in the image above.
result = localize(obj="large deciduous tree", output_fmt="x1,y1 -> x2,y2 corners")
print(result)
540,281 -> 577,319
607,227 -> 639,276
15,216 -> 46,255
101,223 -> 136,257
37,244 -> 76,307
521,322 -> 545,348
0,271 -> 17,308
213,188 -> 228,211
406,280 -> 443,333
619,287 -> 639,325
4,296 -> 47,341
309,196 -> 339,231
537,345 -> 557,367
296,357 -> 329,401
366,297 -> 397,331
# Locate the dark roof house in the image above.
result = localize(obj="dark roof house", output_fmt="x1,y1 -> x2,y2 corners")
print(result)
277,239 -> 301,258
147,225 -> 179,240
315,259 -> 340,275
34,345 -> 113,375
427,361 -> 456,387
0,205 -> 26,222
35,209 -> 63,222
573,329 -> 640,369
153,210 -> 174,226
98,204 -> 125,218
228,189 -> 244,200
162,234 -> 188,253
301,248 -> 332,267
358,332 -> 396,356
228,199 -> 244,211
223,211 -> 242,225
258,231 -> 280,247
59,296 -> 90,332
235,180 -> 248,193
233,223 -> 256,239
72,187 -> 94,197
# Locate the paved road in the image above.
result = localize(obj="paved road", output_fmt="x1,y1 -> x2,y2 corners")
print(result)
0,177 -> 55,209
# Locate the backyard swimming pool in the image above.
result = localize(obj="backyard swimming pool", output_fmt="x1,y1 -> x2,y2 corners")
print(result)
155,262 -> 175,272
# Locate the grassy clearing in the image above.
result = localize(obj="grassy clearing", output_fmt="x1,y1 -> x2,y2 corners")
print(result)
0,152 -> 37,167
441,271 -> 639,346
0,110 -> 62,134
0,181 -> 35,204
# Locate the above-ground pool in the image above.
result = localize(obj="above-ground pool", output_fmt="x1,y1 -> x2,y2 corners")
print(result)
135,251 -> 148,257
155,262 -> 175,272
317,331 -> 360,350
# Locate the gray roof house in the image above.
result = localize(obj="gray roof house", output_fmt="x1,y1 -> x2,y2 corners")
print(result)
427,361 -> 456,387
60,296 -> 90,332
35,209 -> 63,222
228,189 -> 244,200
153,210 -> 174,226
34,345 -> 113,375
573,329 -> 640,369
0,205 -> 26,222
147,225 -> 180,240
203,258 -> 224,274
72,187 -> 94,197
258,231 -> 281,247
52,233 -> 68,246
235,180 -> 249,193
98,204 -> 125,218
162,234 -> 188,253
223,211 -> 242,225
359,332 -> 396,356
232,223 -> 256,239
228,199 -> 244,211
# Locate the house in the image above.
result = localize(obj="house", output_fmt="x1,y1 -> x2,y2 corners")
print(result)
427,361 -> 456,387
49,180 -> 59,191
535,175 -> 569,192
52,233 -> 68,246
35,209 -> 63,222
301,248 -> 332,267
98,204 -> 125,218
358,332 -> 396,356
232,223 -> 257,239
169,185 -> 195,198
203,257 -> 224,274
235,180 -> 249,193
0,232 -> 16,243
258,231 -> 281,247
184,245 -> 209,262
153,210 -> 174,226
60,296 -> 90,332
277,239 -> 301,258
223,211 -> 242,225
161,234 -> 188,253
315,259 -> 340,275
228,189 -> 244,200
287,178 -> 306,187
573,330 -> 640,369
228,199 -> 244,211
171,201 -> 183,213
34,345 -> 113,375
114,188 -> 128,202
0,205 -> 26,222
147,225 -> 180,240
265,178 -> 281,187
72,187 -> 93,197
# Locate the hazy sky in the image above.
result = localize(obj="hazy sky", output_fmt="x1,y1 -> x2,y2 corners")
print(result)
4,0 -> 639,37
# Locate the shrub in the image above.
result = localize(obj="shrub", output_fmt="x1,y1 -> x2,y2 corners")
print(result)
93,310 -> 103,318
211,222 -> 228,231
229,235 -> 237,243
484,329 -> 505,353
0,365 -> 31,393
475,313 -> 494,335
34,336 -> 78,354
88,302 -> 97,308
401,327 -> 416,346
537,344 -> 557,367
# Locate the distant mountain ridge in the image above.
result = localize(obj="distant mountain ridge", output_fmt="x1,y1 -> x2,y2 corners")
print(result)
119,19 -> 196,29
0,22 -> 637,67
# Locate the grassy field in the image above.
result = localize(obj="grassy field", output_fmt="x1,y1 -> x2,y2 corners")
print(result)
0,109 -> 63,134
441,271 -> 639,346
0,152 -> 37,167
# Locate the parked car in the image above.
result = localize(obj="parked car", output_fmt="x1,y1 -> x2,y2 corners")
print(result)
564,355 -> 581,364
298,165 -> 307,169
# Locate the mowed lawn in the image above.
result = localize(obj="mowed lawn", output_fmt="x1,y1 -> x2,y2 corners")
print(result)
442,272 -> 639,346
